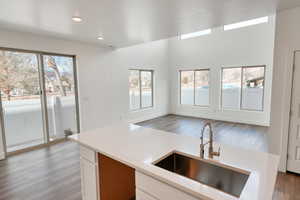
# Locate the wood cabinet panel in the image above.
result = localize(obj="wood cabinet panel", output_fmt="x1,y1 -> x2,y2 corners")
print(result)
98,153 -> 135,200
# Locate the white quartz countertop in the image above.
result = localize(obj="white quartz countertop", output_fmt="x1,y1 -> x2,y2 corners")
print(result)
69,123 -> 279,200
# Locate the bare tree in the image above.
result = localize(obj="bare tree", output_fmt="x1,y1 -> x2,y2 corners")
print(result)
0,51 -> 38,101
0,52 -> 72,101
46,56 -> 66,96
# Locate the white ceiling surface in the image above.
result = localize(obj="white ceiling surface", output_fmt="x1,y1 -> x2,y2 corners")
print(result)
0,0 -> 298,48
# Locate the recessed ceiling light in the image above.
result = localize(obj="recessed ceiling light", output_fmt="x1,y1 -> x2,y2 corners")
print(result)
72,16 -> 83,22
97,36 -> 104,40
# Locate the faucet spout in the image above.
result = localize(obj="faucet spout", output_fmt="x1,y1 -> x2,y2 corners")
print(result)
200,122 -> 211,158
200,121 -> 220,159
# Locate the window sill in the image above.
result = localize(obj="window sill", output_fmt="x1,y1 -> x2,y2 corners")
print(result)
179,104 -> 210,108
129,107 -> 154,113
221,108 -> 264,113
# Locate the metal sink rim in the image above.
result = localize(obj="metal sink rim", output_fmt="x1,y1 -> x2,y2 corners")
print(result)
152,150 -> 251,175
152,150 -> 251,198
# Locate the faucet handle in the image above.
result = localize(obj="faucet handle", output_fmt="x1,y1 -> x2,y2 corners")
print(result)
209,147 -> 221,158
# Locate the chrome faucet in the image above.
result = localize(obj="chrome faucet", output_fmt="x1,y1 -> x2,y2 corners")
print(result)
200,122 -> 220,159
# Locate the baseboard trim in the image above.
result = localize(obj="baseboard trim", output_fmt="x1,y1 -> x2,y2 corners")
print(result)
7,138 -> 67,157
171,112 -> 269,127
127,111 -> 269,127
127,112 -> 169,124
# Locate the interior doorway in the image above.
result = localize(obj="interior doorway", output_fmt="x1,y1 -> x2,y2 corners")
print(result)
287,51 -> 300,174
0,48 -> 80,154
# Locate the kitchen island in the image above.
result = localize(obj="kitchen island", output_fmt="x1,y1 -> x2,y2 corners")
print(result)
69,123 -> 279,200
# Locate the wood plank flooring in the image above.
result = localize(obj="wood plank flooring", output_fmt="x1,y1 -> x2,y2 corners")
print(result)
0,114 -> 299,200
137,114 -> 269,152
0,141 -> 81,200
274,172 -> 300,200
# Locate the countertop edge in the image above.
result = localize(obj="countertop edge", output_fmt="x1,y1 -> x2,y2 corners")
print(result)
69,136 -> 215,200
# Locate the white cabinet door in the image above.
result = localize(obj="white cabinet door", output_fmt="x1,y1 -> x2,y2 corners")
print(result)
136,172 -> 201,200
80,146 -> 99,200
288,51 -> 300,174
136,189 -> 158,200
80,157 -> 98,200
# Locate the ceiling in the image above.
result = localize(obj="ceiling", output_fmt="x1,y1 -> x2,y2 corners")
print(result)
0,0 -> 299,48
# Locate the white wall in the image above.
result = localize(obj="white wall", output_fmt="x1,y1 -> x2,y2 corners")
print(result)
0,30 -> 169,159
78,40 -> 170,129
168,16 -> 275,126
269,7 -> 300,171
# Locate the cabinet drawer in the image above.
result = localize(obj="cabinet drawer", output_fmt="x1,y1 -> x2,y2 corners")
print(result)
136,171 -> 200,200
136,189 -> 158,200
80,145 -> 96,163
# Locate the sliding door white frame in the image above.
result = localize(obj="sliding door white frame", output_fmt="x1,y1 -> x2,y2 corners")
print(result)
0,47 -> 81,157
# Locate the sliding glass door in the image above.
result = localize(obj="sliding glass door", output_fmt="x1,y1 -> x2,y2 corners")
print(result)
0,50 -> 44,152
42,55 -> 79,141
0,49 -> 79,153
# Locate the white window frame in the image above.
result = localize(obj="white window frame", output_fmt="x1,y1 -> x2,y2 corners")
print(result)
129,69 -> 154,111
221,65 -> 266,111
179,69 -> 210,107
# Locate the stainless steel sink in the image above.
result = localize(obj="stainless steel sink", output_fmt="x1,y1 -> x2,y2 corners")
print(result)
154,152 -> 250,197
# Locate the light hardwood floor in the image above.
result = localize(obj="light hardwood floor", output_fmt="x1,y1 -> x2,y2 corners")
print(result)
0,114 -> 299,200
0,141 -> 82,200
137,114 -> 269,152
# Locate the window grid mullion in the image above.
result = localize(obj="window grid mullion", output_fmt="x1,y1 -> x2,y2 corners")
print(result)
193,70 -> 196,106
151,71 -> 154,107
139,70 -> 142,109
240,67 -> 244,110
179,71 -> 182,105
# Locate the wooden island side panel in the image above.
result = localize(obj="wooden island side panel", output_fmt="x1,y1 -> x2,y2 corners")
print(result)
98,153 -> 136,200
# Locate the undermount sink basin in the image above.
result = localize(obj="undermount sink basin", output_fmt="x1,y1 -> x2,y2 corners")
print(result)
154,152 -> 250,197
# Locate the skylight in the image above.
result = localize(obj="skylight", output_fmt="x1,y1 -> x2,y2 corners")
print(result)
224,16 -> 269,31
180,29 -> 212,40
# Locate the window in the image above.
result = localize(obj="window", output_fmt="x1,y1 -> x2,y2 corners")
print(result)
141,71 -> 153,108
180,29 -> 212,40
221,66 -> 265,111
180,71 -> 194,105
180,69 -> 210,106
221,68 -> 242,109
129,70 -> 140,110
224,16 -> 269,31
129,69 -> 153,110
241,67 -> 265,110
